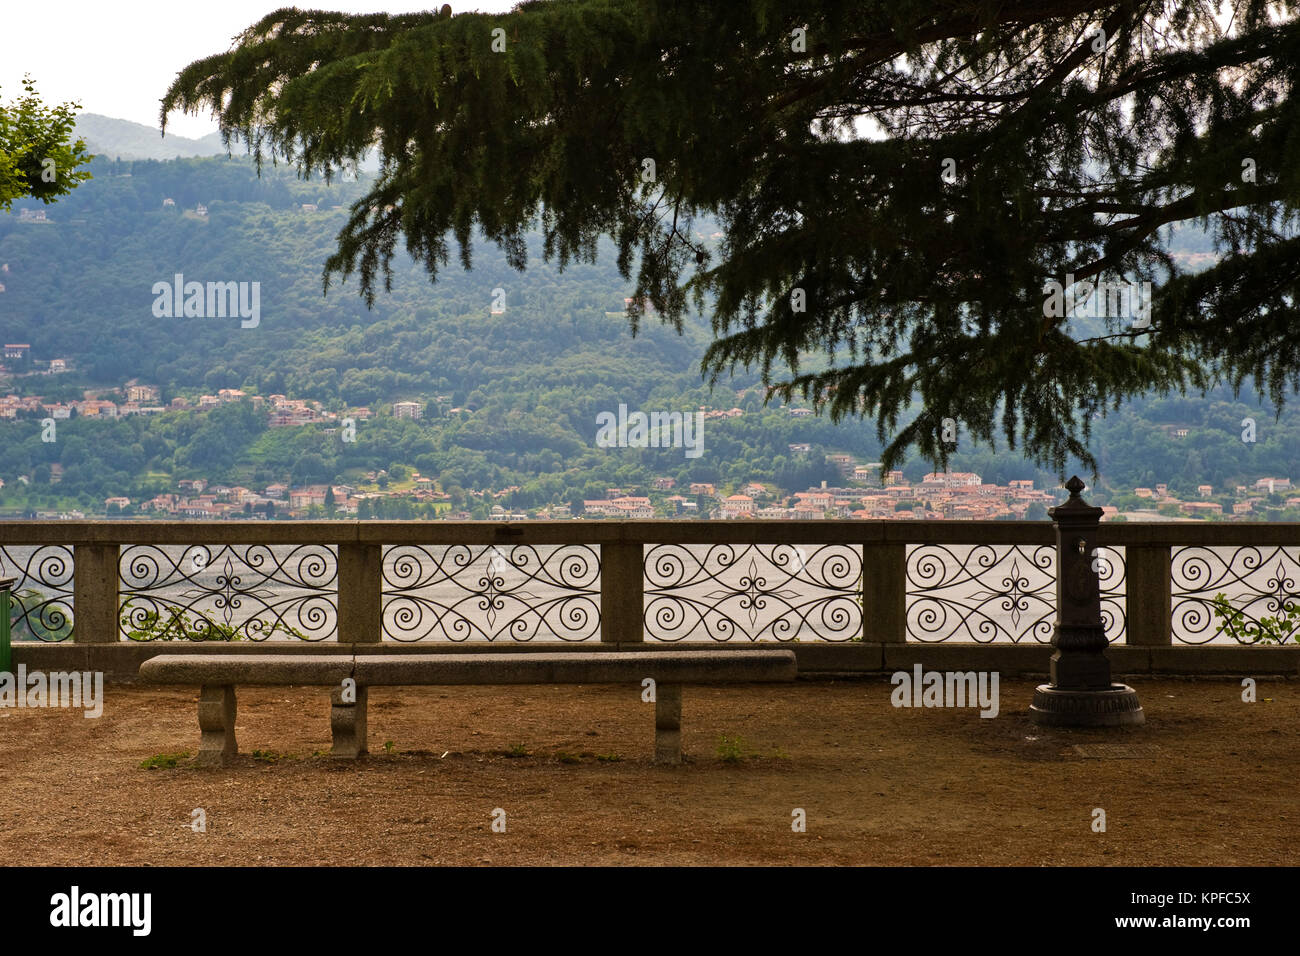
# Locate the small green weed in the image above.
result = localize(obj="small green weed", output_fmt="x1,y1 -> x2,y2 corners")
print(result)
139,751 -> 190,770
250,749 -> 292,763
717,735 -> 747,763
715,736 -> 786,762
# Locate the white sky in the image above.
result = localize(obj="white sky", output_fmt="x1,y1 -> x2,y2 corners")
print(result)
2,0 -> 521,139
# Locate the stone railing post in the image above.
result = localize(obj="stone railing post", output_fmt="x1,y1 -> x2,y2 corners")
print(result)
862,543 -> 907,642
73,543 -> 120,643
601,540 -> 644,644
1125,545 -> 1172,645
337,542 -> 382,643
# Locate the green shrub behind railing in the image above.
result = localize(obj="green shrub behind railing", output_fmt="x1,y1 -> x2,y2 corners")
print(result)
1211,593 -> 1299,645
119,601 -> 308,642
8,588 -> 74,643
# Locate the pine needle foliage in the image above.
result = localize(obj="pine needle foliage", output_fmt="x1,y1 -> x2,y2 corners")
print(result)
163,1 -> 1300,473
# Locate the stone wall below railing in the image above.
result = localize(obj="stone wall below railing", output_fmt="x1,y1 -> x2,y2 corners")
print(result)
10,640 -> 1298,682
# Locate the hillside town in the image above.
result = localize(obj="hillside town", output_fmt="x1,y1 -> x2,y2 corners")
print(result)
0,377 -> 360,426
6,461 -> 1295,522
1,371 -> 1295,522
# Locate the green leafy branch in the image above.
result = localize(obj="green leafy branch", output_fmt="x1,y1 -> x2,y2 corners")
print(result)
0,76 -> 93,211
1210,592 -> 1299,645
120,601 -> 309,642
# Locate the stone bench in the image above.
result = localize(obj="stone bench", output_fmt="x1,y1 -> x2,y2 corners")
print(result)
138,650 -> 797,767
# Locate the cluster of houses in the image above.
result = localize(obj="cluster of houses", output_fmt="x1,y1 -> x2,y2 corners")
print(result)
0,384 -> 341,422
31,464 -> 1300,522
0,377 -> 391,427
659,473 -> 1061,520
111,470 -> 462,519
0,342 -> 68,375
641,472 -> 1299,521
581,495 -> 655,518
0,383 -> 164,420
133,479 -> 354,517
1129,478 -> 1297,517
569,474 -> 1062,520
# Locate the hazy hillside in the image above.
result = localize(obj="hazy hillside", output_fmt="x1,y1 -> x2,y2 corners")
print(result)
74,114 -> 228,161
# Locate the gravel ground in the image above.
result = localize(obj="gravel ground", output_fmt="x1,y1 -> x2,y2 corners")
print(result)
0,677 -> 1295,866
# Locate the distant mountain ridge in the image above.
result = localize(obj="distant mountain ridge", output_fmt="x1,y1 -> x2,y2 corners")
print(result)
74,114 -> 229,161
74,113 -> 382,169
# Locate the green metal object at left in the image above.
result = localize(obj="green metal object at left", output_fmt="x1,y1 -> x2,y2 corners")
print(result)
0,576 -> 13,674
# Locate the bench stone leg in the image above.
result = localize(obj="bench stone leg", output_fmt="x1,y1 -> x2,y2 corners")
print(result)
654,683 -> 682,765
196,684 -> 237,768
330,684 -> 368,759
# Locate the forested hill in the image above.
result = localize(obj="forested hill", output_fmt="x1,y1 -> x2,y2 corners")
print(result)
0,154 -> 1297,512
0,154 -> 870,503
0,155 -> 717,401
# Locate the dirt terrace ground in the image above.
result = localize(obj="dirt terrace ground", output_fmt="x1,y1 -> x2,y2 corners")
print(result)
0,677 -> 1295,866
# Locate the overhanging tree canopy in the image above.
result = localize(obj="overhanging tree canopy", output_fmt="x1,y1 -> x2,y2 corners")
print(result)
162,0 -> 1300,473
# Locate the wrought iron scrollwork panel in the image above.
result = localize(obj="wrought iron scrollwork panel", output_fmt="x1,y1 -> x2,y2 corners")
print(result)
119,545 -> 336,641
906,544 -> 1127,644
382,544 -> 600,642
644,544 -> 862,642
0,545 -> 74,642
1172,546 -> 1300,644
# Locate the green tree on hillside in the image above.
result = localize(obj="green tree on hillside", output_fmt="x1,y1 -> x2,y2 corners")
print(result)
0,77 -> 92,209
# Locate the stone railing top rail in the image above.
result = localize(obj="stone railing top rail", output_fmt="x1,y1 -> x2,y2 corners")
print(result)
0,519 -> 1297,547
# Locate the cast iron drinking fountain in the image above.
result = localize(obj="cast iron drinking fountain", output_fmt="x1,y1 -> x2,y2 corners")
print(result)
1029,477 -> 1145,726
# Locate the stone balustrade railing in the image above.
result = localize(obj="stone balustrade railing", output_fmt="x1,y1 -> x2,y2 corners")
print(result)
1,520 -> 1297,676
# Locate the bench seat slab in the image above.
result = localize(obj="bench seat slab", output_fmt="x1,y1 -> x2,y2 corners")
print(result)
140,650 -> 796,686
